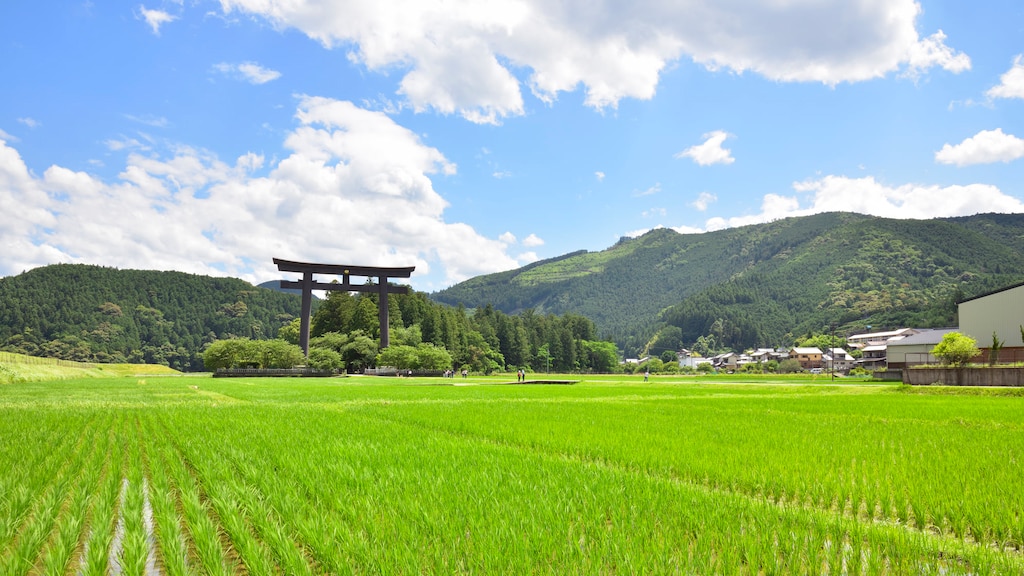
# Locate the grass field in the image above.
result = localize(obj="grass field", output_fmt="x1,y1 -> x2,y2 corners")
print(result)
1,373 -> 1023,574
0,351 -> 181,384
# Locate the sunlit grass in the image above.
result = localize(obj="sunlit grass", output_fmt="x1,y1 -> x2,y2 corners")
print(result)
1,375 -> 1022,573
0,351 -> 182,384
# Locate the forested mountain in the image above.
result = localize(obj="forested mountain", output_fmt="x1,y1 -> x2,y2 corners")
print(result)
0,265 -> 304,370
0,264 -> 614,374
433,212 -> 1024,356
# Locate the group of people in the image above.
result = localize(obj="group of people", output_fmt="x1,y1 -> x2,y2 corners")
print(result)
516,369 -> 527,382
443,369 -> 469,378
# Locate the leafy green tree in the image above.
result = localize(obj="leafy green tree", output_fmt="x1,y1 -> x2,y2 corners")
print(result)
307,347 -> 343,371
202,338 -> 302,370
932,332 -> 980,367
311,290 -> 357,336
309,331 -> 349,354
202,339 -> 250,370
256,339 -> 304,369
350,298 -> 380,338
795,333 -> 846,353
376,345 -> 418,369
642,358 -> 665,374
990,332 -> 1004,366
278,318 -> 301,345
535,343 -> 552,372
580,340 -> 619,373
341,332 -> 378,371
660,350 -> 678,364
777,359 -> 803,373
691,335 -> 717,357
391,324 -> 422,347
415,343 -> 453,370
649,326 -> 684,357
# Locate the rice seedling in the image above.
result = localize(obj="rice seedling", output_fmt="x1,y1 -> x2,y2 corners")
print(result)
1,376 -> 1023,573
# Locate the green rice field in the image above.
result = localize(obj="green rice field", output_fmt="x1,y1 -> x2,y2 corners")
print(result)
1,373 -> 1023,574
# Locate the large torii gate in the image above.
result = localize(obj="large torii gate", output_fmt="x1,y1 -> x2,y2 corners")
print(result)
274,258 -> 415,355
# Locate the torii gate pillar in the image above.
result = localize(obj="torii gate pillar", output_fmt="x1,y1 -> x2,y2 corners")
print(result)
274,258 -> 415,355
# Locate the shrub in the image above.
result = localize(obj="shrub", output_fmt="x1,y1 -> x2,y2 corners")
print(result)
307,348 -> 343,371
777,359 -> 803,374
932,332 -> 980,367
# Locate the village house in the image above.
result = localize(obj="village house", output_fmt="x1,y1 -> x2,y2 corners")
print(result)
788,347 -> 823,370
824,348 -> 855,373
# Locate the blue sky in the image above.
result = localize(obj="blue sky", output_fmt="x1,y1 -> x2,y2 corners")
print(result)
2,1 -> 1023,290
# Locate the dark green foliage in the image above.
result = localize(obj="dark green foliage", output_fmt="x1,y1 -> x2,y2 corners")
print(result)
375,343 -> 453,370
307,347 -> 344,371
201,338 -> 304,369
307,290 -> 616,373
0,263 -> 619,374
0,264 -> 302,370
434,212 -> 1024,355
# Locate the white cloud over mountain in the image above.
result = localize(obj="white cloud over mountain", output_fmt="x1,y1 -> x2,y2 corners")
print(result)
217,0 -> 969,123
0,97 -> 520,288
637,176 -> 1024,237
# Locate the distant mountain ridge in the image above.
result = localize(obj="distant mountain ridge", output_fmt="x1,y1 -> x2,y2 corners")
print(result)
432,212 -> 1024,355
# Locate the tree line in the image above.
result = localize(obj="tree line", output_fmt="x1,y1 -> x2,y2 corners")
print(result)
0,264 -> 621,373
265,288 -> 619,374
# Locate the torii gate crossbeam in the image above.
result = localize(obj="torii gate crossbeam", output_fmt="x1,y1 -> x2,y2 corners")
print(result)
274,258 -> 415,355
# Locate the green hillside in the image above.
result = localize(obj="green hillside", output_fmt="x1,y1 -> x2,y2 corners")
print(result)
0,265 -> 304,370
0,350 -> 181,383
433,212 -> 1024,355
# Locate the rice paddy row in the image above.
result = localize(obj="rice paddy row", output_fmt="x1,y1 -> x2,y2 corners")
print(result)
1,375 -> 1022,574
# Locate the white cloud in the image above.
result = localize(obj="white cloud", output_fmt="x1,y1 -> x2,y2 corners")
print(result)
499,231 -> 517,244
987,55 -> 1024,100
217,0 -> 968,121
701,176 -> 1024,232
642,207 -> 667,218
517,251 -> 539,264
214,62 -> 283,85
0,97 -> 521,288
17,117 -> 40,129
633,182 -> 661,197
493,170 -> 512,179
104,136 -> 149,152
124,114 -> 168,128
902,30 -> 971,80
522,233 -> 544,247
139,5 -> 176,35
630,176 -> 1024,239
676,131 -> 734,166
595,171 -> 605,181
935,129 -> 1024,166
692,191 -> 716,211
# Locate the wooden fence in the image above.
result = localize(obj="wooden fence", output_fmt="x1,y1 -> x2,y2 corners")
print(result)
213,368 -> 341,378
